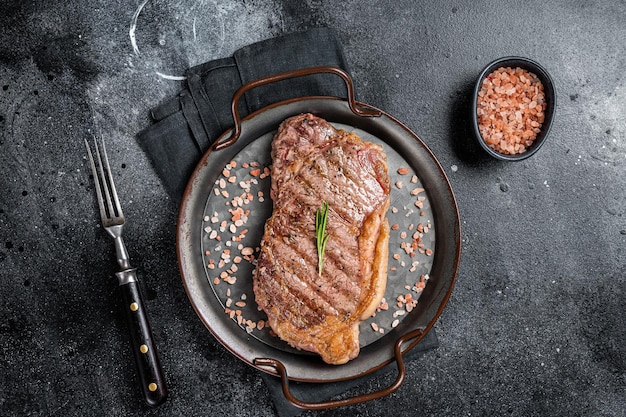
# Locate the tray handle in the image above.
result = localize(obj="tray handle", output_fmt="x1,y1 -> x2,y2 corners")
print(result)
215,65 -> 382,151
254,327 -> 427,410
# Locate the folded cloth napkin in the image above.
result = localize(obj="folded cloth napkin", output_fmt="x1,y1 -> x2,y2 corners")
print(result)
137,27 -> 351,200
261,329 -> 439,417
136,26 -> 439,416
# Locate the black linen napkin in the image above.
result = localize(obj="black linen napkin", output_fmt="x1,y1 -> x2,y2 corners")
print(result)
136,27 -> 439,415
137,27 -> 351,201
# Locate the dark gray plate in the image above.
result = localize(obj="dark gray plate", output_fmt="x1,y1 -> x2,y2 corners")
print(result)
177,97 -> 460,382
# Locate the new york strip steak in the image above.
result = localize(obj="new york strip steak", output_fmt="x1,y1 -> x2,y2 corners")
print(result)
253,113 -> 391,365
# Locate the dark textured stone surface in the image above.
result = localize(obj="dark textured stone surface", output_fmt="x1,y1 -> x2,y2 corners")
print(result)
1,1 -> 625,416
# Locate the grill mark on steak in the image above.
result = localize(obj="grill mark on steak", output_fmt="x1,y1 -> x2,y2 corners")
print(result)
263,234 -> 353,317
281,140 -> 387,223
261,211 -> 362,313
253,113 -> 390,365
275,203 -> 362,293
297,160 -> 369,221
255,253 -> 326,329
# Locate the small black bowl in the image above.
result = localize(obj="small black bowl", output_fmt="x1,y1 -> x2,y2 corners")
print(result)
471,56 -> 556,161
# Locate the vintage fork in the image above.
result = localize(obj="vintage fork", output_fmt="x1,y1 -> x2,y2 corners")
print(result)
85,138 -> 167,407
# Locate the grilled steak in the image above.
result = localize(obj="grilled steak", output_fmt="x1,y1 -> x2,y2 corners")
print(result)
253,113 -> 390,365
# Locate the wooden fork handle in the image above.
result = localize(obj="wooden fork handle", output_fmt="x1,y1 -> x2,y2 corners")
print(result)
116,269 -> 168,407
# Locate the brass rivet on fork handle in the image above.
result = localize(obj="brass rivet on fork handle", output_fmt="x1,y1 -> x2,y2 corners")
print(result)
85,138 -> 168,407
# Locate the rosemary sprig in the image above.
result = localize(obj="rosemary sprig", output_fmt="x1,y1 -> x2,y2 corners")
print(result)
315,202 -> 330,277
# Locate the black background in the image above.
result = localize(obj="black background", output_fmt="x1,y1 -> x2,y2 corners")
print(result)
1,1 -> 624,416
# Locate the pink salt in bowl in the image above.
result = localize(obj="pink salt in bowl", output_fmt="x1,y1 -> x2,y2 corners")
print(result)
471,56 -> 556,161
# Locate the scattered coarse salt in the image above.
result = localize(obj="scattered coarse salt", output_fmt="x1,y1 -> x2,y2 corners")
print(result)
205,157 -> 436,339
393,309 -> 406,318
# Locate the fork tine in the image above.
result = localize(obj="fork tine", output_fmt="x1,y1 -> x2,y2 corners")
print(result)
85,138 -> 108,222
93,138 -> 116,218
94,138 -> 123,219
85,138 -> 124,221
100,138 -> 124,219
